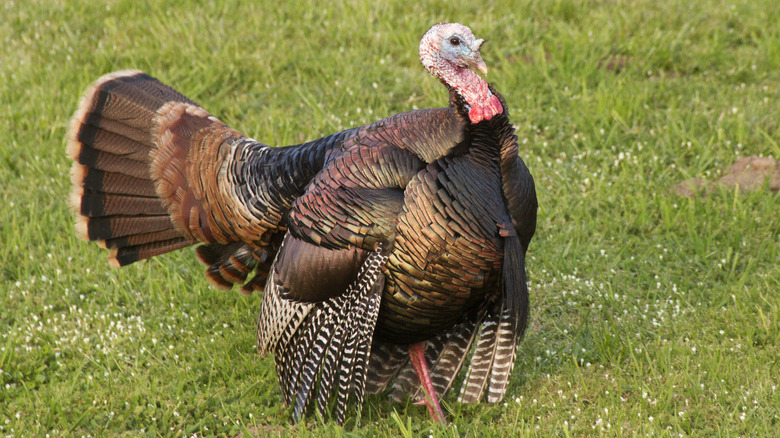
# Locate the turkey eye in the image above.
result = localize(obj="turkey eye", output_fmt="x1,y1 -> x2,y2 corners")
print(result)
449,37 -> 460,46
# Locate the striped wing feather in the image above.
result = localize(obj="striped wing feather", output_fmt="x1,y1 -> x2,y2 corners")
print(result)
259,236 -> 388,424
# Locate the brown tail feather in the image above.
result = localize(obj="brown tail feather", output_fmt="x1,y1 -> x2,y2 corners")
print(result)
77,167 -> 157,198
104,229 -> 185,249
77,192 -> 170,217
72,149 -> 150,179
78,215 -> 174,241
74,125 -> 153,160
111,238 -> 193,267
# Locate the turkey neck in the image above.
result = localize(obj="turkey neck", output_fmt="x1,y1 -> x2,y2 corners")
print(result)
452,87 -> 518,169
439,67 -> 494,115
431,62 -> 502,124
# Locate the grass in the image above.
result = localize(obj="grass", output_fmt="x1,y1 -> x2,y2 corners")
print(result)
1,0 -> 779,436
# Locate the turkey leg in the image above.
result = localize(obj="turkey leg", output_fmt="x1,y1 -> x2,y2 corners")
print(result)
409,341 -> 446,423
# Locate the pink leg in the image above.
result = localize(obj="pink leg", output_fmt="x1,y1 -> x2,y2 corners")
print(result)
409,341 -> 446,423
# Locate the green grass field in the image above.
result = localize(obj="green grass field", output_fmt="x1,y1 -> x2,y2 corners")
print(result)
2,0 -> 779,436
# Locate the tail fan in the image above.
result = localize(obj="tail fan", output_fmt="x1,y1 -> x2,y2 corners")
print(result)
69,70 -> 338,288
67,70 -> 201,266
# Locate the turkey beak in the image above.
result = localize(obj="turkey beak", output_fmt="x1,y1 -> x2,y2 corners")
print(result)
473,56 -> 489,76
469,39 -> 488,76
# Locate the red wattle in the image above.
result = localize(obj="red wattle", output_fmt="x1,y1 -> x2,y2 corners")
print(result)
468,94 -> 503,124
489,94 -> 503,115
468,106 -> 484,124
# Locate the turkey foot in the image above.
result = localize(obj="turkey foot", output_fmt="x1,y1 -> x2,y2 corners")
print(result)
409,341 -> 446,423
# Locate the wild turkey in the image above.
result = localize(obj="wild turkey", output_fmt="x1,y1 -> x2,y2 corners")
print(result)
67,23 -> 537,424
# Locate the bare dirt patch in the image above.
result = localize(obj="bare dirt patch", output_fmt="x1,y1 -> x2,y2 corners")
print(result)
673,156 -> 780,197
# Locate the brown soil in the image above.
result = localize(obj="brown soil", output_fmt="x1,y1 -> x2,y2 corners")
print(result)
672,156 -> 780,197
